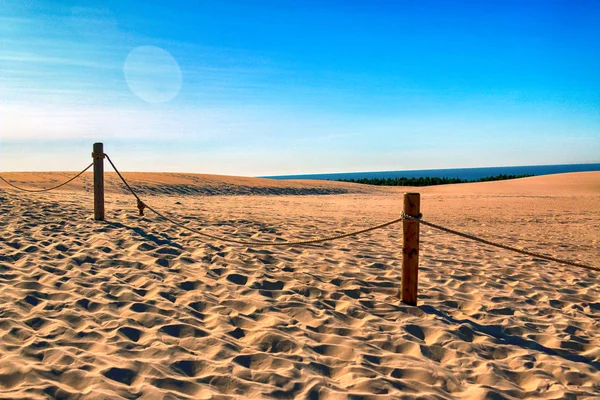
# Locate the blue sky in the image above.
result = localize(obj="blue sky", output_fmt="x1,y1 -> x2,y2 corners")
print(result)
1,0 -> 599,175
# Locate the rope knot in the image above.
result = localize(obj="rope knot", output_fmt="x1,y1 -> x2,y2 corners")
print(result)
137,199 -> 146,216
91,152 -> 106,160
402,212 -> 422,221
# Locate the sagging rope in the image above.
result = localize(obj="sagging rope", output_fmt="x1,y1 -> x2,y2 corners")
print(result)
104,153 -> 404,246
104,152 -> 597,270
0,162 -> 94,193
402,213 -> 599,272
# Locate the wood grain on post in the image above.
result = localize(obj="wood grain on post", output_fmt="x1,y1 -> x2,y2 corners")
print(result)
401,192 -> 420,305
93,142 -> 105,221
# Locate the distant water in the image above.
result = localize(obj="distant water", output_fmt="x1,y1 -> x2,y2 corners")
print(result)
264,163 -> 600,181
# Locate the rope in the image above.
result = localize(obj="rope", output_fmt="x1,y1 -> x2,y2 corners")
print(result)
104,153 -> 403,246
103,152 -> 597,268
402,213 -> 599,272
0,163 -> 93,193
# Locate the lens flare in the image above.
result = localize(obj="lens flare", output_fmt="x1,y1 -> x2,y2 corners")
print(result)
123,45 -> 182,103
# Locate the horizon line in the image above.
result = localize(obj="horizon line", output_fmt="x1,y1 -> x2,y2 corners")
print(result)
260,161 -> 600,178
5,161 -> 600,177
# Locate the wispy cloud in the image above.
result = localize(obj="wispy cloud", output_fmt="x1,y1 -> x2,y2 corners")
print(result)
0,53 -> 118,69
0,104 -> 254,140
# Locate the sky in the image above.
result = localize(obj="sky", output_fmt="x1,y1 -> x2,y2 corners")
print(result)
1,0 -> 599,175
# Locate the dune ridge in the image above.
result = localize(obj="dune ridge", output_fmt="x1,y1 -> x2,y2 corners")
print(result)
0,171 -> 379,197
0,172 -> 599,399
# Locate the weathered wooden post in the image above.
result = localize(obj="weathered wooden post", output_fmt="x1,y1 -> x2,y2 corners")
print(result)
93,142 -> 105,221
401,192 -> 420,305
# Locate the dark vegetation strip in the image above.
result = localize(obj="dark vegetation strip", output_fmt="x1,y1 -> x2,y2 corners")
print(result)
337,174 -> 534,187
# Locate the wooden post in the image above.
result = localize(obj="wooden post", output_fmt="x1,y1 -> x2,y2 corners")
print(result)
401,192 -> 420,305
93,142 -> 105,221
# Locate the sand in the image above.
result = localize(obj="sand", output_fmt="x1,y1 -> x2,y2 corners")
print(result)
0,171 -> 599,399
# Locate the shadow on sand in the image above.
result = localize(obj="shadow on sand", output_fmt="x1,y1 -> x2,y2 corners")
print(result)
105,221 -> 184,250
419,304 -> 599,371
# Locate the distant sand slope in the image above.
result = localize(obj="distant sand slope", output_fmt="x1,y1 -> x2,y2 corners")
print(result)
0,171 -> 381,196
0,172 -> 598,398
1,170 -> 598,196
416,171 -> 600,195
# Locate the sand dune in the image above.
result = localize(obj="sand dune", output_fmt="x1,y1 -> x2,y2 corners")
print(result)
0,172 -> 599,398
0,171 -> 380,196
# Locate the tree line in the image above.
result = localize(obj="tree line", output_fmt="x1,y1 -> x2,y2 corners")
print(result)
337,174 -> 533,187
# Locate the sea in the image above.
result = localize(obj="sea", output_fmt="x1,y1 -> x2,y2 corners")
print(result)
263,163 -> 600,181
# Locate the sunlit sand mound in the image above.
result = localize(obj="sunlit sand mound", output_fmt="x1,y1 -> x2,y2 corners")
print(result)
0,172 -> 599,398
0,171 -> 381,196
2,170 -> 598,197
415,171 -> 600,195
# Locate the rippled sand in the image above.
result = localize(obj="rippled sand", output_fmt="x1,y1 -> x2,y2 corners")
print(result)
0,172 -> 598,399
